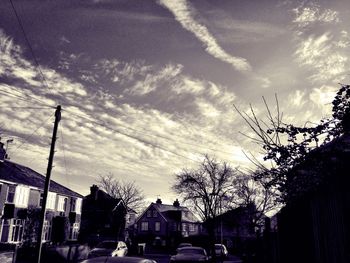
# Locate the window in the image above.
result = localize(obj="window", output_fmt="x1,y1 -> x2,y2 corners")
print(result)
0,219 -> 10,242
153,210 -> 157,217
39,193 -> 44,207
43,220 -> 52,241
69,223 -> 80,240
46,192 -> 57,210
189,224 -> 196,232
147,210 -> 152,217
7,185 -> 16,203
155,222 -> 160,231
75,198 -> 82,214
141,222 -> 148,231
14,185 -> 30,208
182,223 -> 187,231
1,218 -> 28,243
57,196 -> 68,212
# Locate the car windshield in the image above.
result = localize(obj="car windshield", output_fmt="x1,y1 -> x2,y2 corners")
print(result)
96,241 -> 118,249
178,248 -> 205,255
215,245 -> 223,249
178,243 -> 192,248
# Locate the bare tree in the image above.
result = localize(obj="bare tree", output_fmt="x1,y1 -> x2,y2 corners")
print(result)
231,170 -> 280,230
97,174 -> 146,212
173,155 -> 236,258
233,84 -> 350,203
173,155 -> 235,221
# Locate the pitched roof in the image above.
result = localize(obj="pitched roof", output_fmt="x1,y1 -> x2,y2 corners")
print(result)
136,202 -> 200,224
0,160 -> 83,198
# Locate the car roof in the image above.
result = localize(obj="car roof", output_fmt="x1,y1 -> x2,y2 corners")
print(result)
178,246 -> 204,250
82,256 -> 154,263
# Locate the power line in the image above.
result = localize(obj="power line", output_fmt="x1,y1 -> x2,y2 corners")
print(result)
58,120 -> 71,189
109,119 -> 236,157
0,106 -> 53,110
62,109 -> 201,163
0,88 -> 54,108
8,0 -> 53,95
10,114 -> 54,156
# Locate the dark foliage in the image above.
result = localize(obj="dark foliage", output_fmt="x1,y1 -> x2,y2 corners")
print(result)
236,84 -> 350,203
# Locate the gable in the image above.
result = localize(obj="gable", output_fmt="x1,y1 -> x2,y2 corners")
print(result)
135,203 -> 168,224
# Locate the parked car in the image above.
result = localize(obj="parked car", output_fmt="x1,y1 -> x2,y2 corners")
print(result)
214,244 -> 228,259
88,240 -> 128,259
177,243 -> 192,248
82,256 -> 156,263
175,242 -> 192,253
170,246 -> 209,263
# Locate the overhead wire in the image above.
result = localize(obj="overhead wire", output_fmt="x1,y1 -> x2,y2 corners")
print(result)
58,120 -> 71,189
10,114 -> 54,156
8,0 -> 53,94
64,107 -> 248,162
0,88 -> 54,108
62,109 -> 202,164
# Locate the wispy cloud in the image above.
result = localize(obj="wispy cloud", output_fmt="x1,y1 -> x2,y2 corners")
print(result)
293,2 -> 339,29
294,32 -> 348,83
157,0 -> 251,71
0,29 -> 251,199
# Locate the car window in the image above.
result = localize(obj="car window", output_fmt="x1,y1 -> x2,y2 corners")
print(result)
178,248 -> 206,255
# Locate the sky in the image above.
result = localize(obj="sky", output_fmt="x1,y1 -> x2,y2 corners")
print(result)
0,0 -> 350,205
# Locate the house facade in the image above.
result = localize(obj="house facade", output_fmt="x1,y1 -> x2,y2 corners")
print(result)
134,198 -> 201,248
79,185 -> 127,245
0,157 -> 83,244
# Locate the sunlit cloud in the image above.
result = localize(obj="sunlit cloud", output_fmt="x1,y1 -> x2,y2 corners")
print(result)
293,3 -> 339,28
294,32 -> 348,83
157,0 -> 251,71
309,85 -> 338,108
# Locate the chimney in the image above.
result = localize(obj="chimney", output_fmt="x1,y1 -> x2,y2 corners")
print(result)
156,198 -> 162,204
90,185 -> 99,200
173,199 -> 180,207
0,141 -> 6,162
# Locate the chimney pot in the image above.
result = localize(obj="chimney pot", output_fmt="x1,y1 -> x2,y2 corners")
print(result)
90,185 -> 99,200
173,199 -> 180,207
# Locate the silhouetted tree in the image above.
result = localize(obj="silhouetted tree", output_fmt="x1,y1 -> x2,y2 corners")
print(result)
97,174 -> 145,212
173,155 -> 235,221
234,84 -> 350,202
173,155 -> 236,258
231,171 -> 279,230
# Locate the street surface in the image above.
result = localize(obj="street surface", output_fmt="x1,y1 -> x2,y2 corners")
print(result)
0,251 -> 13,263
144,253 -> 242,263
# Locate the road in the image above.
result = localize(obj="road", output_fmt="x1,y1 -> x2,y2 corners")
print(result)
0,251 -> 13,263
144,253 -> 242,263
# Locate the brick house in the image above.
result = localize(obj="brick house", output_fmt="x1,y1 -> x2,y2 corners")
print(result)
0,157 -> 83,244
79,185 -> 127,245
134,198 -> 201,249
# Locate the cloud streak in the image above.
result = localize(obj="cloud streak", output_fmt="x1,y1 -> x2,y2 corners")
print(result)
157,0 -> 251,71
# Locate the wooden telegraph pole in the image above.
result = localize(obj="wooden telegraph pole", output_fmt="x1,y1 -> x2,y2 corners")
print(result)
36,105 -> 61,263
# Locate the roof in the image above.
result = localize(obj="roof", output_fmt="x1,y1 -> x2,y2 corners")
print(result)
0,160 -> 83,198
136,201 -> 200,224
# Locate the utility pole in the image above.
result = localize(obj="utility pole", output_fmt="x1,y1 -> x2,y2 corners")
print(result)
36,105 -> 61,263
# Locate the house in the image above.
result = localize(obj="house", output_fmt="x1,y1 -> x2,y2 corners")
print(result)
212,205 -> 260,254
79,185 -> 127,245
133,198 -> 201,249
0,155 -> 83,244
